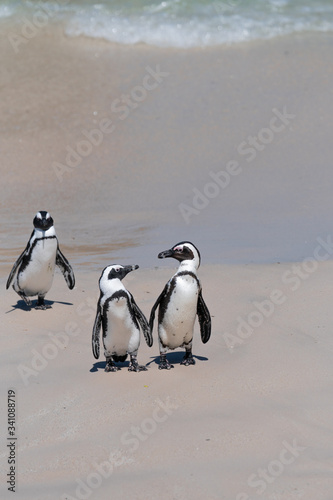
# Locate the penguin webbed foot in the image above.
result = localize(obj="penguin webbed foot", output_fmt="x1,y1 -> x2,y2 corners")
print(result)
105,360 -> 119,372
180,350 -> 196,366
128,364 -> 147,372
35,296 -> 52,310
128,356 -> 147,372
105,365 -> 119,372
158,354 -> 174,370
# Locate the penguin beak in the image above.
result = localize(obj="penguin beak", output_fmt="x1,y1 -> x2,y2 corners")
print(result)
123,264 -> 139,276
40,217 -> 53,230
158,248 -> 174,259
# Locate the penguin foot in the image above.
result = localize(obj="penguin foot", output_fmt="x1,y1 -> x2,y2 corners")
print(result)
36,297 -> 51,310
105,364 -> 119,372
128,364 -> 147,372
129,356 -> 147,372
180,351 -> 196,366
159,355 -> 174,370
180,357 -> 196,366
105,359 -> 119,372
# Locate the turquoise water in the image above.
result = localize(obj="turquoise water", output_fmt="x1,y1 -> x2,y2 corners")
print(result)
2,0 -> 333,47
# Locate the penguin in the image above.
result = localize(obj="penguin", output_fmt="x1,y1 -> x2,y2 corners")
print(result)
92,264 -> 153,372
149,241 -> 211,370
6,211 -> 75,309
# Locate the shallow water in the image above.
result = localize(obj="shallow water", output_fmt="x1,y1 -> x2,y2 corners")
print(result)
3,0 -> 333,47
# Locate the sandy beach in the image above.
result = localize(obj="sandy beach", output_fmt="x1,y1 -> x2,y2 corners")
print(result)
1,19 -> 333,500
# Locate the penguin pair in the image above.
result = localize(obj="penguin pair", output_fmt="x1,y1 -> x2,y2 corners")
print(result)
92,241 -> 211,372
6,211 -> 149,372
6,211 -> 75,310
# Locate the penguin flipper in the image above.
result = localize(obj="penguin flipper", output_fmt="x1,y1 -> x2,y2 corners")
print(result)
197,290 -> 211,344
92,306 -> 102,359
149,283 -> 169,333
6,248 -> 26,289
130,294 -> 153,347
56,247 -> 75,289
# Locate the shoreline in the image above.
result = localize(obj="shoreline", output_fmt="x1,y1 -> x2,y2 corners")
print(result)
3,1 -> 333,51
4,15 -> 333,52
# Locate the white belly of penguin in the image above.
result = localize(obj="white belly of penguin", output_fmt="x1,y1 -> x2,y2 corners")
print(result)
16,239 -> 57,296
160,276 -> 199,349
103,298 -> 139,356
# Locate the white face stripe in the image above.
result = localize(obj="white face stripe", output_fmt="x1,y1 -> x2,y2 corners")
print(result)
104,265 -> 124,273
99,265 -> 127,298
174,243 -> 199,259
172,242 -> 201,269
101,265 -> 125,281
35,211 -> 51,219
183,243 -> 197,255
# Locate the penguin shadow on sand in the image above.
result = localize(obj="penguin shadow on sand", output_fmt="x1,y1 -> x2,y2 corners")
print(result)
6,298 -> 74,313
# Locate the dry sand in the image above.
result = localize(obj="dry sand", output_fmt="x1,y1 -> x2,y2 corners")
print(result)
1,22 -> 333,500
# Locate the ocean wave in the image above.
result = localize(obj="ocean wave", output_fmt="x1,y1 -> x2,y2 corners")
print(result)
0,4 -> 16,19
3,0 -> 333,47
64,5 -> 333,47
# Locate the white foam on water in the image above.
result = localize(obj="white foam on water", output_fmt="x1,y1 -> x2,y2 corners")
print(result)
3,0 -> 333,47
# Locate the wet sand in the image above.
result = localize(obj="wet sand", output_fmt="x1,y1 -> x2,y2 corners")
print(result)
1,22 -> 333,500
1,28 -> 333,266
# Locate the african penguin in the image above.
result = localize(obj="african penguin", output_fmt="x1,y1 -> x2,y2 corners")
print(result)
149,241 -> 211,370
6,211 -> 75,309
92,264 -> 153,372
